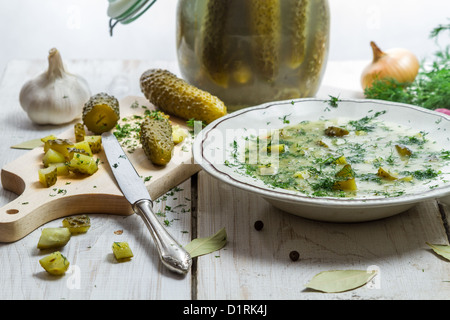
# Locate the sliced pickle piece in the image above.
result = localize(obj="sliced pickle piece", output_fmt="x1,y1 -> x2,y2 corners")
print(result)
44,139 -> 75,159
42,149 -> 66,167
37,228 -> 71,249
84,135 -> 102,153
67,153 -> 98,175
62,215 -> 91,234
82,93 -> 120,134
38,166 -> 57,188
74,123 -> 86,142
112,242 -> 134,262
140,111 -> 174,166
39,251 -> 70,275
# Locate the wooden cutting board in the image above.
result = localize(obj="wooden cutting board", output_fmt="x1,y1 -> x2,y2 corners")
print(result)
0,96 -> 201,242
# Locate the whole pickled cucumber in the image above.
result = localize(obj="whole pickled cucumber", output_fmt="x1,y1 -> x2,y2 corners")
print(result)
288,0 -> 309,69
201,0 -> 230,87
248,0 -> 281,82
82,93 -> 120,134
140,69 -> 227,124
301,0 -> 330,96
140,111 -> 174,166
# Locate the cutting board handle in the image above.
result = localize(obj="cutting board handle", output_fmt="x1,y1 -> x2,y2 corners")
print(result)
0,168 -> 131,243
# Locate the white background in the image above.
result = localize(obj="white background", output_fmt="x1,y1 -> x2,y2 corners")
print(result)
0,0 -> 448,75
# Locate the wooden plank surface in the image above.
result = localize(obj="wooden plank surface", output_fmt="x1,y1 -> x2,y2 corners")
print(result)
0,59 -> 449,300
196,171 -> 450,299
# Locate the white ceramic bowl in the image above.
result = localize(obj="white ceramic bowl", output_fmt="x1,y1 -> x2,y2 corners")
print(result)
193,99 -> 450,222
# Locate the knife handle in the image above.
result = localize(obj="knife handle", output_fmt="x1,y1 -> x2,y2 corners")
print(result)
133,199 -> 192,274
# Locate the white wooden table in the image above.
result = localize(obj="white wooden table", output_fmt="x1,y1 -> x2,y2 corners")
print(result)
0,59 -> 449,301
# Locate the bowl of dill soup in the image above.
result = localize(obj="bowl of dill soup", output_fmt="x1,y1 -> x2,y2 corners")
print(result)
193,98 -> 450,222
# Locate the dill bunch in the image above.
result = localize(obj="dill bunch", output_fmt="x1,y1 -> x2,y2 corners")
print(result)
364,20 -> 450,110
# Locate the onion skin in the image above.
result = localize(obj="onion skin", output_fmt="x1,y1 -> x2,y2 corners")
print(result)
361,41 -> 420,90
436,108 -> 450,116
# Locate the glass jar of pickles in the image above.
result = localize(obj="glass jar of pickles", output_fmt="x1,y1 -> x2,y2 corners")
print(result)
176,0 -> 330,111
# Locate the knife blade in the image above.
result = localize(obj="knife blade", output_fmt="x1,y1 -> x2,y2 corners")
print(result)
101,131 -> 192,274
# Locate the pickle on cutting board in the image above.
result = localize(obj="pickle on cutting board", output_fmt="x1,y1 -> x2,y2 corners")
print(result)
67,153 -> 99,175
140,69 -> 227,124
82,92 -> 120,134
38,166 -> 58,188
140,111 -> 174,166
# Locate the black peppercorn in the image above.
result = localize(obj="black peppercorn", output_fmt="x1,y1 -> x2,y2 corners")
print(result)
289,250 -> 300,261
254,220 -> 264,231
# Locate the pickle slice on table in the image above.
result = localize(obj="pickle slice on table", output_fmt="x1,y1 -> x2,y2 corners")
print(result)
39,251 -> 70,276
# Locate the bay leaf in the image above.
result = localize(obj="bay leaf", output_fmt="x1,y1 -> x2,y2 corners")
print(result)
305,270 -> 378,293
184,227 -> 227,258
11,138 -> 43,150
426,242 -> 450,261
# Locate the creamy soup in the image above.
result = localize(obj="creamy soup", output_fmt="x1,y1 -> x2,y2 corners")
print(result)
229,111 -> 450,198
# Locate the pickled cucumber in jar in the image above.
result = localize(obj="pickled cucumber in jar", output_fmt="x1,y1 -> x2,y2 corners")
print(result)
176,0 -> 330,110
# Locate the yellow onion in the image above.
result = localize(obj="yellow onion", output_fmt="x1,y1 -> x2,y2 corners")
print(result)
361,41 -> 420,89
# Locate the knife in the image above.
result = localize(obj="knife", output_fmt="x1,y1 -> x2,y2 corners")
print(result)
101,131 -> 192,274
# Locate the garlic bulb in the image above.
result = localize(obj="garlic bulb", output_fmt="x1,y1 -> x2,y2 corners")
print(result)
19,48 -> 91,125
361,41 -> 420,90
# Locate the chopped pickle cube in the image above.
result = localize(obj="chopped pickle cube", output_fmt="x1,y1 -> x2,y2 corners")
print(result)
84,135 -> 102,153
317,140 -> 329,148
41,134 -> 58,143
334,156 -> 348,165
395,144 -> 412,157
49,163 -> 70,176
172,125 -> 188,144
44,139 -> 75,159
37,228 -> 71,249
39,251 -> 70,276
324,126 -> 349,137
335,164 -> 355,178
258,164 -> 277,176
294,170 -> 310,179
333,178 -> 357,191
67,153 -> 98,175
42,149 -> 66,167
73,140 -> 93,156
38,166 -> 57,188
67,147 -> 90,160
377,167 -> 398,181
112,242 -> 134,261
74,123 -> 86,142
62,215 -> 91,234
267,144 -> 286,154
